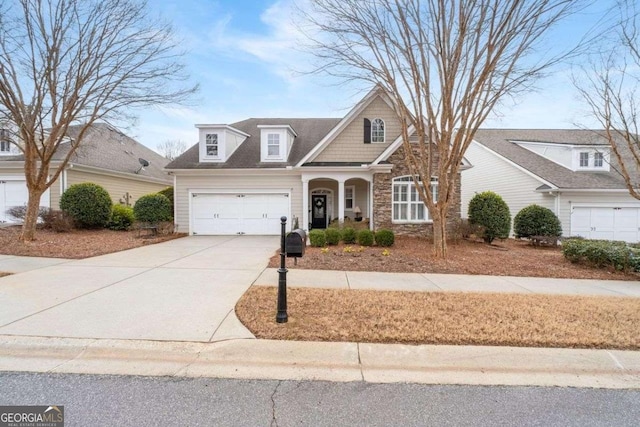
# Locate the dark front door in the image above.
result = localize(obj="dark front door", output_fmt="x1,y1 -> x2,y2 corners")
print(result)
311,195 -> 327,229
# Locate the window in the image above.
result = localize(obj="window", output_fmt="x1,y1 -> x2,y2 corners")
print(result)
579,152 -> 589,167
392,176 -> 437,222
594,152 -> 604,167
345,186 -> 355,210
0,129 -> 10,153
205,133 -> 218,157
267,133 -> 280,157
371,118 -> 385,143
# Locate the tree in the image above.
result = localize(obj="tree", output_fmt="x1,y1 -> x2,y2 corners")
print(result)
299,0 -> 582,258
576,0 -> 640,199
157,139 -> 187,161
0,0 -> 197,241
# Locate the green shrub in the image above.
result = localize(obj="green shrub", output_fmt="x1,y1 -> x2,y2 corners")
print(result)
325,228 -> 341,245
468,191 -> 511,244
309,229 -> 326,247
158,187 -> 174,214
514,204 -> 562,239
375,229 -> 395,247
108,204 -> 135,230
563,238 -> 640,272
133,193 -> 172,223
342,227 -> 357,244
60,182 -> 113,228
357,229 -> 374,246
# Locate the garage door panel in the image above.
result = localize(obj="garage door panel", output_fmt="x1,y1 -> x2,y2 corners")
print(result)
571,206 -> 640,243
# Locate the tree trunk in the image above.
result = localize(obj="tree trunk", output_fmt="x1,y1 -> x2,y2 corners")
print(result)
431,205 -> 448,258
19,190 -> 44,242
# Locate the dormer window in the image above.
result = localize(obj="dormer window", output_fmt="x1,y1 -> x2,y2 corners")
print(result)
267,133 -> 281,157
594,152 -> 604,167
372,118 -> 385,143
258,125 -> 297,162
579,152 -> 589,167
206,133 -> 219,157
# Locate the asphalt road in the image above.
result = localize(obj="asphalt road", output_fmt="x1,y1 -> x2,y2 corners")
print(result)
1,372 -> 639,426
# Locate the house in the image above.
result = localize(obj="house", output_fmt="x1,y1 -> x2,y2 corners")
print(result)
0,123 -> 172,222
166,87 -> 467,236
461,129 -> 640,243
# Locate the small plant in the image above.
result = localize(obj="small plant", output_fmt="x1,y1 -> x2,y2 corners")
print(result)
60,182 -> 113,228
375,229 -> 395,247
514,204 -> 562,239
357,229 -> 374,246
293,216 -> 300,230
468,191 -> 511,244
320,247 -> 329,254
309,229 -> 326,247
325,228 -> 341,245
358,246 -> 365,252
343,246 -> 354,253
108,204 -> 135,230
342,227 -> 357,244
41,210 -> 73,232
382,249 -> 391,256
133,193 -> 172,223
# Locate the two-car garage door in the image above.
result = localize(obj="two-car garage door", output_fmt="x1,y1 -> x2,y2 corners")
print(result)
571,206 -> 640,243
191,192 -> 289,235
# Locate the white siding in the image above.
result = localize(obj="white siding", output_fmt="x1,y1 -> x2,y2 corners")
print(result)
174,172 -> 302,233
461,141 -> 556,235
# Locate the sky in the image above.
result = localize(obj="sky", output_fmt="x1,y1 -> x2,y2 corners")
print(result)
133,0 -> 618,154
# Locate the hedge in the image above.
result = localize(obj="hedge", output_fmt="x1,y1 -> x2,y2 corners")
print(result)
309,229 -> 326,247
563,238 -> 640,272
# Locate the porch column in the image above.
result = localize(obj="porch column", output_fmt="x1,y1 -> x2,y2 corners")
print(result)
302,179 -> 309,231
338,179 -> 345,224
369,178 -> 374,230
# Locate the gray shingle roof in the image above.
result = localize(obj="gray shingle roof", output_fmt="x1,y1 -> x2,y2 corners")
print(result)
472,129 -> 638,190
166,118 -> 341,169
2,123 -> 171,182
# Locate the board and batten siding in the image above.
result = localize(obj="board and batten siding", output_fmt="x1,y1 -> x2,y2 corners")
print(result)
314,97 -> 400,163
461,141 -> 556,235
174,173 -> 303,234
65,169 -> 170,208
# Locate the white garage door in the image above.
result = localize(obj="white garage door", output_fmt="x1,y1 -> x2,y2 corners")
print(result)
191,192 -> 289,235
0,178 -> 30,222
571,206 -> 640,243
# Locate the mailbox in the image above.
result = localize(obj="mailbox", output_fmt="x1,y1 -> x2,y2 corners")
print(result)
285,229 -> 306,258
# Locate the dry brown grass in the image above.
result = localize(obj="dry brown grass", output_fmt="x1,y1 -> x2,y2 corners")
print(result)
236,286 -> 640,350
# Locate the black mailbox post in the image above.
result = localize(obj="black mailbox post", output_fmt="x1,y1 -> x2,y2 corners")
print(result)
285,229 -> 306,258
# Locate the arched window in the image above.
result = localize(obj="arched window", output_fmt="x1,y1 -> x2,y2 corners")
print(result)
392,176 -> 438,222
371,118 -> 385,143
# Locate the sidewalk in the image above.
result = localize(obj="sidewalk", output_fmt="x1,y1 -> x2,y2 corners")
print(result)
0,254 -> 71,273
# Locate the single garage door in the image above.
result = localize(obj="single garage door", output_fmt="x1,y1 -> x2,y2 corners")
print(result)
571,206 -> 640,243
0,178 -> 29,222
191,192 -> 289,235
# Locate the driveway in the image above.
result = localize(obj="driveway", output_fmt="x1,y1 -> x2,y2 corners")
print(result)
0,236 -> 278,342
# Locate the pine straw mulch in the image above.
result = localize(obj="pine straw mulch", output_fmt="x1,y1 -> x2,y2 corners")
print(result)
0,226 -> 186,259
268,236 -> 640,281
236,286 -> 640,350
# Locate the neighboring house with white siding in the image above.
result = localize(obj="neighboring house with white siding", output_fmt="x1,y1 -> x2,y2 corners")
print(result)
0,123 -> 171,222
461,129 -> 640,243
166,86 -> 470,236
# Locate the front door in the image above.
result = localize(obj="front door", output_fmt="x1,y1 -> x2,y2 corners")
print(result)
311,195 -> 327,229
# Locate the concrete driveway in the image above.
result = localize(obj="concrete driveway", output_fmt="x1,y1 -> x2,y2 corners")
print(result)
0,236 -> 278,342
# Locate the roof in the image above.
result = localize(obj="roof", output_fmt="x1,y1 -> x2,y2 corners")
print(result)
166,118 -> 342,169
472,129 -> 638,190
1,123 -> 171,182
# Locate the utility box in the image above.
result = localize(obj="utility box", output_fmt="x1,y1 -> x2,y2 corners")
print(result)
285,229 -> 306,258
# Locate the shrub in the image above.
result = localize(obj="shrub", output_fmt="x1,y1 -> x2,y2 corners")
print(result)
60,182 -> 113,228
6,205 -> 50,222
41,209 -> 73,232
157,187 -> 174,214
325,228 -> 341,245
133,193 -> 172,223
514,204 -> 562,239
468,191 -> 511,244
342,227 -> 357,244
563,238 -> 640,272
357,229 -> 374,246
108,204 -> 135,230
375,229 -> 395,247
309,229 -> 326,247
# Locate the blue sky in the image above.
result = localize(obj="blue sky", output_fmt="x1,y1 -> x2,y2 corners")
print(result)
134,0 -> 615,153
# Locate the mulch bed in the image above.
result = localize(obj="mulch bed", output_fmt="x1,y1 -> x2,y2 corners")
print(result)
0,226 -> 186,259
268,236 -> 640,281
237,286 -> 640,350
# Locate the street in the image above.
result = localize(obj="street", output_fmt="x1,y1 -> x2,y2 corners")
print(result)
1,372 -> 638,426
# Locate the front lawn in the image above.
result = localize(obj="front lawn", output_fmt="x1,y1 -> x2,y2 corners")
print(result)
236,286 -> 640,350
268,236 -> 640,281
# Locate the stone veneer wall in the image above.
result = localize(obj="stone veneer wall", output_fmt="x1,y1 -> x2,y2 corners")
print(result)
373,145 -> 461,236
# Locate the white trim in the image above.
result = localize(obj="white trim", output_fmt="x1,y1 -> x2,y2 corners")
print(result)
194,124 -> 250,138
371,118 -> 386,143
173,174 -> 177,230
310,187 -> 334,228
344,185 -> 355,211
571,202 -> 640,208
257,124 -> 298,137
536,188 -> 634,193
391,175 -> 436,223
510,139 -> 609,148
69,163 -> 172,185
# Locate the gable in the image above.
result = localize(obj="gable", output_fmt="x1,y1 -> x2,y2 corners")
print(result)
312,96 -> 401,163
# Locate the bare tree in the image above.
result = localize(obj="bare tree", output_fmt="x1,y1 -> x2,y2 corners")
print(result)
576,0 -> 640,199
0,0 -> 197,241
157,139 -> 187,161
299,0 -> 584,258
